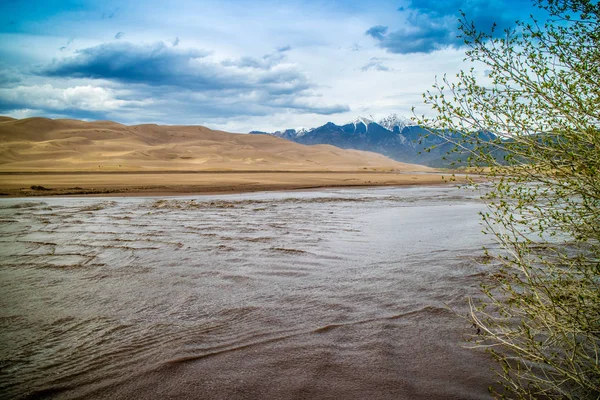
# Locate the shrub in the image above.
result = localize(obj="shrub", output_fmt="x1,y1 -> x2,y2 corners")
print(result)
418,1 -> 600,397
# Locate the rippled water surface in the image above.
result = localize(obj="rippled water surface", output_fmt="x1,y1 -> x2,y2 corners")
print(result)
0,186 -> 498,399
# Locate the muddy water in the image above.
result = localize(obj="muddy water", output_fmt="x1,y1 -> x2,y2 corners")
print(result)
0,186 -> 498,399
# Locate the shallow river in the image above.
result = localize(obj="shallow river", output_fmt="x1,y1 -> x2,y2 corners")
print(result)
0,186 -> 499,399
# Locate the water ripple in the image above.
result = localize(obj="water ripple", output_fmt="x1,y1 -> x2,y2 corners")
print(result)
0,186 -> 497,399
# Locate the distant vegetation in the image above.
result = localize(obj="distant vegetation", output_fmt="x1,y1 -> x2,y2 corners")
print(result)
419,0 -> 600,397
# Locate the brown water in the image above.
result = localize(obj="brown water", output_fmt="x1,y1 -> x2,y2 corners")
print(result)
0,186 -> 498,399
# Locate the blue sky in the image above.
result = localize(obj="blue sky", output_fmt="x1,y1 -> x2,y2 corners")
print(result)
0,0 -> 533,132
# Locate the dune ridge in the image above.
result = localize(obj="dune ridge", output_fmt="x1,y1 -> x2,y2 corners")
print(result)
0,117 -> 455,197
0,117 -> 433,173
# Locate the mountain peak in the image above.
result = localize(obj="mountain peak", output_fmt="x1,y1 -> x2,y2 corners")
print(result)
350,116 -> 375,127
378,114 -> 412,132
346,116 -> 375,134
249,115 -> 499,167
295,127 -> 310,137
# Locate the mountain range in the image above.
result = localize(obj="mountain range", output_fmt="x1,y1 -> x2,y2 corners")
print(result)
250,115 -> 498,167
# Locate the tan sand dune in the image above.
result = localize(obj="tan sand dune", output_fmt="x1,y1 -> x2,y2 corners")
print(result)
0,117 -> 432,173
0,117 -> 457,196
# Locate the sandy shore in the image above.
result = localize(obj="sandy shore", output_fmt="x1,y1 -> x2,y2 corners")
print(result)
0,171 -> 468,197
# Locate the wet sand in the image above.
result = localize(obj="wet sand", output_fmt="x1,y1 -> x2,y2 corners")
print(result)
0,171 -> 468,197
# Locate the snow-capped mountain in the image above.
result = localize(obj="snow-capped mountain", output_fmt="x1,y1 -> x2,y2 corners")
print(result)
250,114 -> 499,167
350,116 -> 375,133
295,127 -> 309,137
378,114 -> 413,133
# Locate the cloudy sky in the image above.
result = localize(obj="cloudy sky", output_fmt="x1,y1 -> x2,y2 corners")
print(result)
0,0 -> 535,132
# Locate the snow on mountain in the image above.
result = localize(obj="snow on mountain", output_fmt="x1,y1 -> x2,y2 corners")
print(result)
248,113 -> 501,167
350,116 -> 375,133
295,127 -> 310,137
251,114 -> 411,138
378,114 -> 412,132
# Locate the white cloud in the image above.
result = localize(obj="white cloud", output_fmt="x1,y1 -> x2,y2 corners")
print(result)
0,0 -> 487,132
0,84 -> 151,112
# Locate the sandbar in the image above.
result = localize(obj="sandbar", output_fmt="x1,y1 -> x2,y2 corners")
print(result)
0,171 -> 468,197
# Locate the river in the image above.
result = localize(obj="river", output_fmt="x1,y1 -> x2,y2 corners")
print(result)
0,185 -> 498,399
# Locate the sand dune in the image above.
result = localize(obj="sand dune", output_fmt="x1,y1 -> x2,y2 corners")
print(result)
0,117 -> 455,197
0,117 -> 433,173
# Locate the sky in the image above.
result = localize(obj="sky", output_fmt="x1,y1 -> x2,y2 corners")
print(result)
0,0 -> 535,132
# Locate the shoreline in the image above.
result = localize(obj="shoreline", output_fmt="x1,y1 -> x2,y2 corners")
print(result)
0,171 -> 473,198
